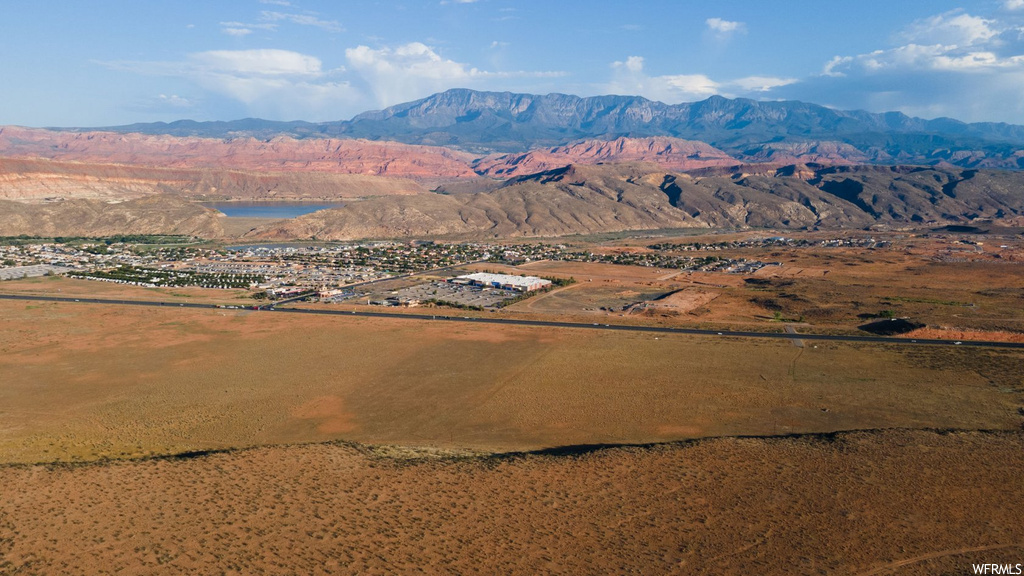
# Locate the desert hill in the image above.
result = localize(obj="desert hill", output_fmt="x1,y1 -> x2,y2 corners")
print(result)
0,158 -> 429,202
0,126 -> 477,180
249,164 -> 1024,240
0,195 -> 223,237
472,137 -> 737,177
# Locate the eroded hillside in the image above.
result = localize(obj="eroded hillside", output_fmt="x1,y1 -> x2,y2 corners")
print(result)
0,196 -> 224,237
249,164 -> 1024,240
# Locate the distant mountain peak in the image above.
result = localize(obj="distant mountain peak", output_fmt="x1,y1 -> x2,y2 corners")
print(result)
30,89 -> 1024,169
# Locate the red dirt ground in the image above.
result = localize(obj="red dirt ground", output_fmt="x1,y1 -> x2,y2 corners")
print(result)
1,430 -> 1021,575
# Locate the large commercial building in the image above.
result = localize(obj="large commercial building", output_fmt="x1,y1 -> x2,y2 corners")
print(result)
449,272 -> 551,293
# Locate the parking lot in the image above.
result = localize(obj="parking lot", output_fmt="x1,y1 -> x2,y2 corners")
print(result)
395,281 -> 519,308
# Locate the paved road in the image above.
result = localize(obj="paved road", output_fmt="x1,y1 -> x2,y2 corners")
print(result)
784,324 -> 805,348
2,293 -> 1023,349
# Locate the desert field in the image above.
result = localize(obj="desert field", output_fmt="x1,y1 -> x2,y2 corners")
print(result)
1,297 -> 1021,465
2,235 -> 1023,574
477,246 -> 1024,337
1,430 -> 1022,574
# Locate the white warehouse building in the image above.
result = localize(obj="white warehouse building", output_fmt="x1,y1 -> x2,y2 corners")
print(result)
450,272 -> 552,292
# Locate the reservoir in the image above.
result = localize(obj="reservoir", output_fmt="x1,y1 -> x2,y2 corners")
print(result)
201,201 -> 346,219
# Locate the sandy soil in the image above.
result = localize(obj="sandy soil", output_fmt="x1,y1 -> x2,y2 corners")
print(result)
457,250 -> 1024,333
901,327 -> 1024,343
1,430 -> 1021,574
636,288 -> 718,314
1,299 -> 1021,465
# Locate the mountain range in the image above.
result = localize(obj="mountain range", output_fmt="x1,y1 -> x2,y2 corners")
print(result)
91,89 -> 1024,168
2,89 -> 1023,239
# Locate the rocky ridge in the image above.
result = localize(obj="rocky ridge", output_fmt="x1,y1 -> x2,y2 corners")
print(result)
473,137 -> 737,177
248,164 -> 1024,240
0,158 -> 429,202
0,127 -> 478,179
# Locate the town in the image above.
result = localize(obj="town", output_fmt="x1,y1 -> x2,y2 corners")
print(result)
0,235 -> 793,302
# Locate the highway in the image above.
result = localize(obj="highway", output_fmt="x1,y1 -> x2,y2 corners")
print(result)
3,292 -> 1023,350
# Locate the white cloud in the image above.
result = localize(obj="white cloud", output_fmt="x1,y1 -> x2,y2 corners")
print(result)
824,41 -> 1023,74
259,0 -> 291,5
219,11 -> 343,36
900,11 -> 998,47
605,56 -> 792,102
97,49 -> 357,120
345,42 -> 562,106
731,76 -> 798,92
259,11 -> 343,33
157,94 -> 193,108
346,43 -> 481,106
219,20 -> 276,36
608,55 -> 720,102
822,55 -> 853,77
98,41 -> 564,120
614,56 -> 644,74
349,43 -> 477,76
661,75 -> 720,97
222,27 -> 253,37
787,9 -> 1024,122
190,49 -> 325,77
706,18 -> 746,36
181,50 -> 356,117
1007,0 -> 1024,10
820,10 -> 1024,77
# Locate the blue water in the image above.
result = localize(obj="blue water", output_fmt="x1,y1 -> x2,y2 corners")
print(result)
202,201 -> 346,218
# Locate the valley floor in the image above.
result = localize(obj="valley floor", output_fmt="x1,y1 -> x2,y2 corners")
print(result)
2,430 -> 1022,575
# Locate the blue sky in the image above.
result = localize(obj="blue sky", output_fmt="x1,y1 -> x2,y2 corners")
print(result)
2,0 -> 1023,127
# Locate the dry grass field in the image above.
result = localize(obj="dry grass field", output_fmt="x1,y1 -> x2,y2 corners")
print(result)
468,244 -> 1024,337
1,297 -> 1021,465
1,430 -> 1022,574
613,231 -> 1024,332
738,253 -> 1024,333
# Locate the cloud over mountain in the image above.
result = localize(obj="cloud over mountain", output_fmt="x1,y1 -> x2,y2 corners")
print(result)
606,56 -> 795,103
789,9 -> 1024,122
